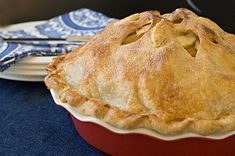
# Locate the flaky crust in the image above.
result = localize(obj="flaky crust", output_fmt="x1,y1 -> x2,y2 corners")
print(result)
45,8 -> 235,135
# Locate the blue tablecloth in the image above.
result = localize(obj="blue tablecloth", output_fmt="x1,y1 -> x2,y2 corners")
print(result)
0,78 -> 106,156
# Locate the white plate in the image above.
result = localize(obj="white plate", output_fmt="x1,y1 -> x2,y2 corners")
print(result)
10,63 -> 47,70
0,72 -> 45,82
50,89 -> 235,141
4,68 -> 47,76
19,56 -> 54,64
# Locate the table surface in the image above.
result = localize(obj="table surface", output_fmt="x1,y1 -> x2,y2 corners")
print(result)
0,78 -> 106,156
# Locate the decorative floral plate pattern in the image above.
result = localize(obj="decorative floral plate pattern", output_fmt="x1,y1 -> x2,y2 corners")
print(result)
0,8 -> 114,71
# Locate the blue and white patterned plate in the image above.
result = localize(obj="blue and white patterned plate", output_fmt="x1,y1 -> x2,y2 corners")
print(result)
0,8 -> 114,72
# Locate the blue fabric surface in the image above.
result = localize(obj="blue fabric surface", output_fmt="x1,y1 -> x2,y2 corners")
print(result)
0,8 -> 114,72
0,79 -> 106,156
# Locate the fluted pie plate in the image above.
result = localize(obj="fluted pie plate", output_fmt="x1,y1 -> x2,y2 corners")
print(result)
50,89 -> 235,155
45,8 -> 235,155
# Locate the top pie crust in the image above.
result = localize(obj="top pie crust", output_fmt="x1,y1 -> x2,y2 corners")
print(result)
45,8 -> 235,135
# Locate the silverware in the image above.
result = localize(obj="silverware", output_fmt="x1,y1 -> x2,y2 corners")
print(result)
0,36 -> 93,42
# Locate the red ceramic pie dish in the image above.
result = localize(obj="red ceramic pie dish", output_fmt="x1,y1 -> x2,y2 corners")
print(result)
51,89 -> 235,156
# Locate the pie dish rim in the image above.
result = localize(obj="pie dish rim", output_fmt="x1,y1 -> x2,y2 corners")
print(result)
50,89 -> 235,141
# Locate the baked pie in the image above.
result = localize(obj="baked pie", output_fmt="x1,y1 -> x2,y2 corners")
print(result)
45,8 -> 235,135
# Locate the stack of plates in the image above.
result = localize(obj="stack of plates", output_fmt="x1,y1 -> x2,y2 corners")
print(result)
0,56 -> 54,81
0,21 -> 54,82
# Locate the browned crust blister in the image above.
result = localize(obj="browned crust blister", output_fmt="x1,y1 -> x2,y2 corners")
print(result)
45,8 -> 235,135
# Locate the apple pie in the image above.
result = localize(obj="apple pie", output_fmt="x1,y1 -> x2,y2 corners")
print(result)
45,8 -> 235,135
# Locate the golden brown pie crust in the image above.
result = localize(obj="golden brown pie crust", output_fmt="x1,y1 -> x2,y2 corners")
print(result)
45,8 -> 235,135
